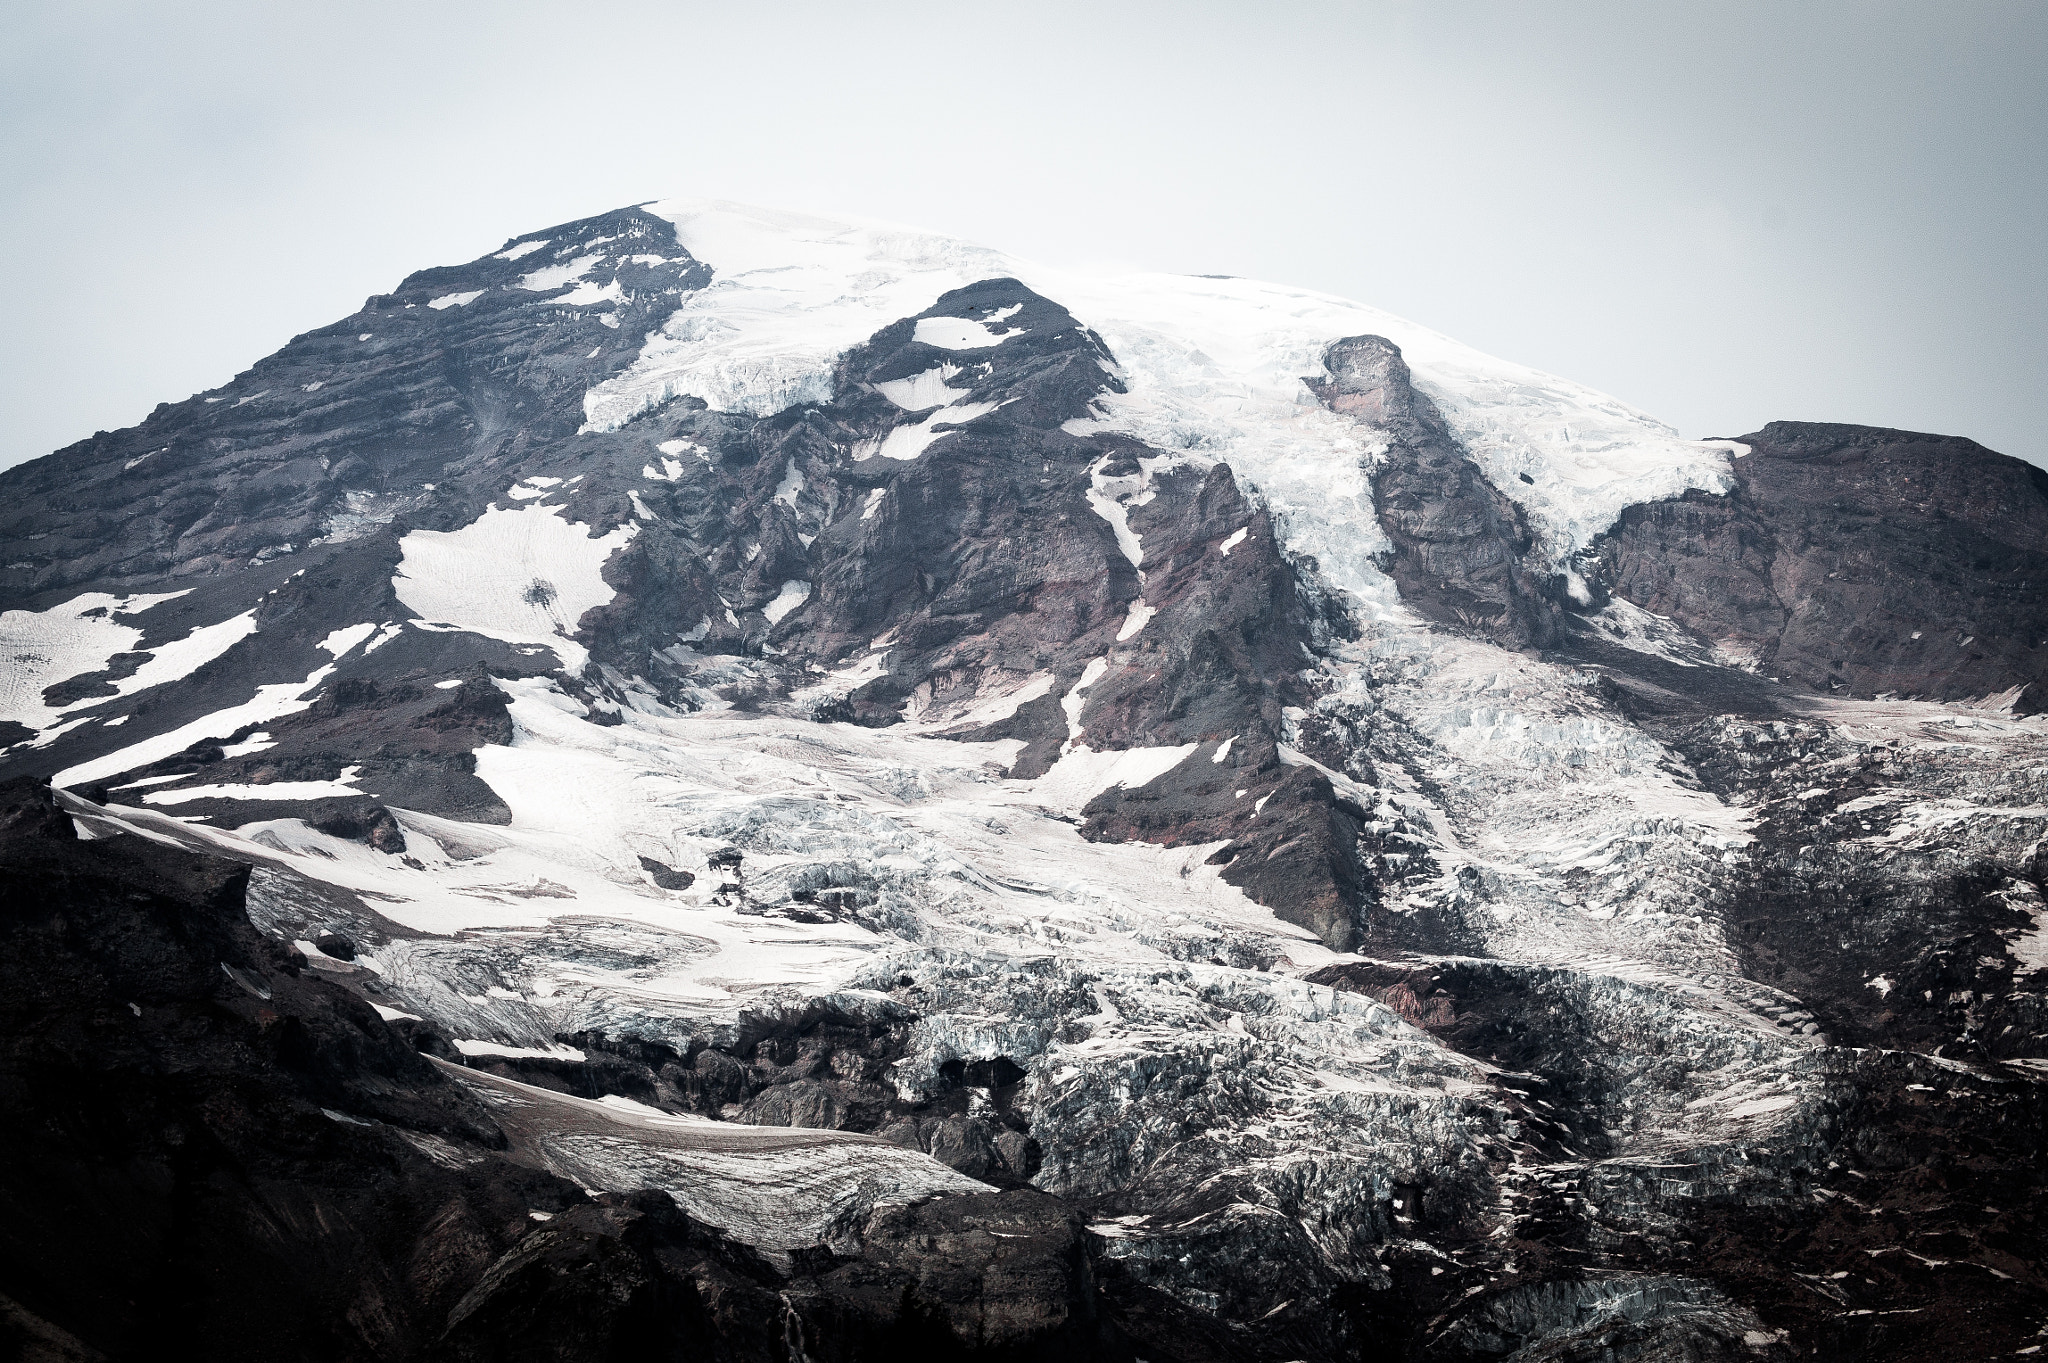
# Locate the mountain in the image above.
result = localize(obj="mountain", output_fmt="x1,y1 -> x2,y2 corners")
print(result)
2,199 -> 2044,1362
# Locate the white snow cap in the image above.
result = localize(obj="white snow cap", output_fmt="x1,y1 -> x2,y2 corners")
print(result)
581,198 -> 1739,579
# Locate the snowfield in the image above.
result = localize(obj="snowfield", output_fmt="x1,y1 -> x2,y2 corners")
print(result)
581,199 -> 1739,569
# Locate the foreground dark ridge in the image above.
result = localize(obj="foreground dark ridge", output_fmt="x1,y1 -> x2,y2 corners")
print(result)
0,776 -> 1214,1362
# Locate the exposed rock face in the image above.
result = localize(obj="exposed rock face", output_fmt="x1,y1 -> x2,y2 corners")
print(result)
0,774 -> 546,1360
0,206 -> 704,599
3,201 -> 2046,1360
1309,334 -> 1560,650
1590,421 -> 2048,707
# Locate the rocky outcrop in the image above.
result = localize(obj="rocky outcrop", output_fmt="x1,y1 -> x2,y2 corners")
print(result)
0,207 -> 704,603
0,775 -> 545,1359
1309,335 -> 1560,649
1590,421 -> 2048,707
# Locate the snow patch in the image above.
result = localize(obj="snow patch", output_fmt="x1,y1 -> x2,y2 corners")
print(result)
1062,658 -> 1109,746
54,658 -> 342,789
903,670 -> 1056,730
554,277 -> 624,308
875,364 -> 968,410
219,731 -> 274,758
772,459 -> 805,506
145,767 -> 366,805
1581,598 -> 1711,668
0,591 -> 260,732
912,306 -> 1026,351
518,254 -> 605,292
791,651 -> 891,708
453,1039 -> 587,1062
863,400 -> 1001,462
392,504 -> 637,671
319,622 -> 379,658
1024,743 -> 1199,815
506,475 -> 563,502
761,581 -> 811,625
428,290 -> 484,310
1086,457 -> 1145,574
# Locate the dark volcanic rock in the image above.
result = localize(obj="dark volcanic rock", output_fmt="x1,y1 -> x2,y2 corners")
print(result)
307,795 -> 410,852
637,855 -> 696,890
1590,421 -> 2048,707
1312,957 -> 2048,1362
0,207 -> 706,605
0,775 -> 552,1360
1309,334 -> 1560,650
813,1191 -> 1101,1356
437,1197 -> 717,1363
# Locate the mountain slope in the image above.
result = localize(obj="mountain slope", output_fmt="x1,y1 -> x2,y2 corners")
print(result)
1,199 -> 2044,1361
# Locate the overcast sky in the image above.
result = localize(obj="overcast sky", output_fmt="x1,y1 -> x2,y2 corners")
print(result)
4,0 -> 2043,471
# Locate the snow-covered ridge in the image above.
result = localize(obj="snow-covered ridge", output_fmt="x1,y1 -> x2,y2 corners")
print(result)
581,198 -> 1738,576
578,201 -> 1019,430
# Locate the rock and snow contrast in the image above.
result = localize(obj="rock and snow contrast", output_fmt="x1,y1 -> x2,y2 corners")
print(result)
2,198 -> 2045,1362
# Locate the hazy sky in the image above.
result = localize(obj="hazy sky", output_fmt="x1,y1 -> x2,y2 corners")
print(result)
4,0 -> 2043,471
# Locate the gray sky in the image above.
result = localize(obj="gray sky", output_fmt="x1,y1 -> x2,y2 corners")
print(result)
4,0 -> 2043,471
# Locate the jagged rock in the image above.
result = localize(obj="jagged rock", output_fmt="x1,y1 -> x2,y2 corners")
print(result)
817,1191 -> 1100,1355
308,796 -> 409,853
637,855 -> 695,890
1309,334 -> 1559,649
436,1197 -> 714,1363
1590,420 -> 2048,705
